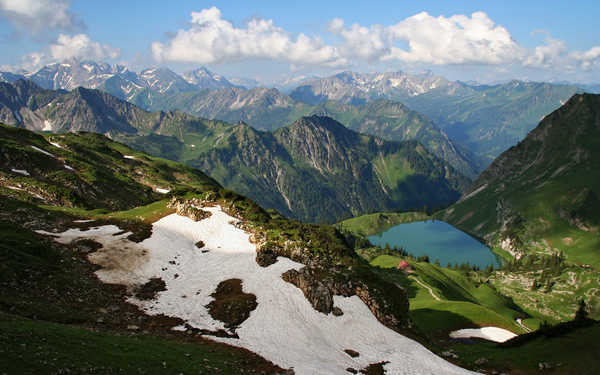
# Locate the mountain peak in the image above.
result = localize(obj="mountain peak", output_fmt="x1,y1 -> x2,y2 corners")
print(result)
181,67 -> 235,88
290,115 -> 354,135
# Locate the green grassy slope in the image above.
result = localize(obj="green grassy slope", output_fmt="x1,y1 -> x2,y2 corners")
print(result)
366,254 -> 528,335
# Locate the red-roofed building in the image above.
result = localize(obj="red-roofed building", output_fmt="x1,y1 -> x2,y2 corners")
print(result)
397,260 -> 414,273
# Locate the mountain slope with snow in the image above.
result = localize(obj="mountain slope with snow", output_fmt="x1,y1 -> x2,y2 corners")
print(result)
41,205 -> 476,375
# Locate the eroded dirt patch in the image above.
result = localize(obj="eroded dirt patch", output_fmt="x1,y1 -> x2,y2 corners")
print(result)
87,237 -> 149,283
206,278 -> 257,332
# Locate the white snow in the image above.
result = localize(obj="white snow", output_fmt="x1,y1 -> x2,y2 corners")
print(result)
49,141 -> 63,149
30,145 -> 54,157
449,327 -> 517,343
123,155 -> 136,159
43,120 -> 53,131
73,219 -> 94,223
11,168 -> 30,176
64,164 -> 75,171
155,188 -> 170,194
39,207 -> 477,375
13,111 -> 22,122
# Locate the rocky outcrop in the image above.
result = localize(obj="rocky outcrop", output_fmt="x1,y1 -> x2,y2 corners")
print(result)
282,268 -> 336,313
167,197 -> 212,221
282,266 -> 409,332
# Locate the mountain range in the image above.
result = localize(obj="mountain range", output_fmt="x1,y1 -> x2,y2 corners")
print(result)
0,80 -> 469,223
0,60 -> 239,103
290,71 -> 581,165
2,61 -> 589,172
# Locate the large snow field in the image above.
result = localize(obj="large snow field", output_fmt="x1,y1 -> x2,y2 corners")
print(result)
39,206 -> 477,375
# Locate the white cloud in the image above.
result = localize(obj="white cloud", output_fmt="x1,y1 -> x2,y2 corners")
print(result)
572,46 -> 600,70
0,0 -> 82,34
21,34 -> 121,71
152,7 -> 344,67
153,8 -> 530,69
331,11 -> 525,65
523,37 -> 568,68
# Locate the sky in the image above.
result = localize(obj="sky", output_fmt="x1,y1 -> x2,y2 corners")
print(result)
0,0 -> 599,84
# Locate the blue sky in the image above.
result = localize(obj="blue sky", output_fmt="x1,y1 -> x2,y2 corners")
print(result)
0,0 -> 599,83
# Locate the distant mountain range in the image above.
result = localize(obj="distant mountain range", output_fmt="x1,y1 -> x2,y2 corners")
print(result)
0,80 -> 469,223
0,65 -> 479,179
290,71 -> 582,165
2,60 -> 594,173
0,60 -> 239,103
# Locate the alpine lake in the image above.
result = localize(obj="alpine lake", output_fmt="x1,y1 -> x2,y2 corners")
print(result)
368,220 -> 501,268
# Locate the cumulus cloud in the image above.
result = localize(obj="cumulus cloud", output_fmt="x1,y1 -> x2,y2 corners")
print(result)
153,8 -> 531,69
572,46 -> 600,70
331,11 -> 525,65
152,7 -> 344,67
523,37 -> 568,68
21,34 -> 121,71
0,0 -> 82,34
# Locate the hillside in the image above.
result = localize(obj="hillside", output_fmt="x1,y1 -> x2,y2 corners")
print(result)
438,93 -> 600,322
0,124 -> 479,374
0,80 -> 469,223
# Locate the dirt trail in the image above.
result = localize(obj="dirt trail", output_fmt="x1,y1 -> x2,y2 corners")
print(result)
409,276 -> 441,301
516,318 -> 532,332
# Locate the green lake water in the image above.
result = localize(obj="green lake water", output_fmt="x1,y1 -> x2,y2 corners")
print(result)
368,220 -> 500,268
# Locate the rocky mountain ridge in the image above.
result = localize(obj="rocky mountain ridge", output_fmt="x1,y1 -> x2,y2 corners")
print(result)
0,60 -> 239,103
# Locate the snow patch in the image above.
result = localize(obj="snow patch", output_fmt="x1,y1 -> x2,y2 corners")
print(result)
43,120 -> 53,131
64,164 -> 75,171
49,141 -> 63,149
123,155 -> 136,159
41,207 -> 476,375
30,145 -> 54,158
449,327 -> 517,343
155,188 -> 170,194
73,219 -> 94,223
11,168 -> 30,176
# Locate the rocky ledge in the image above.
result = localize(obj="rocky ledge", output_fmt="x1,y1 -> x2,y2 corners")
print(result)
167,197 -> 212,221
282,266 -> 409,333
